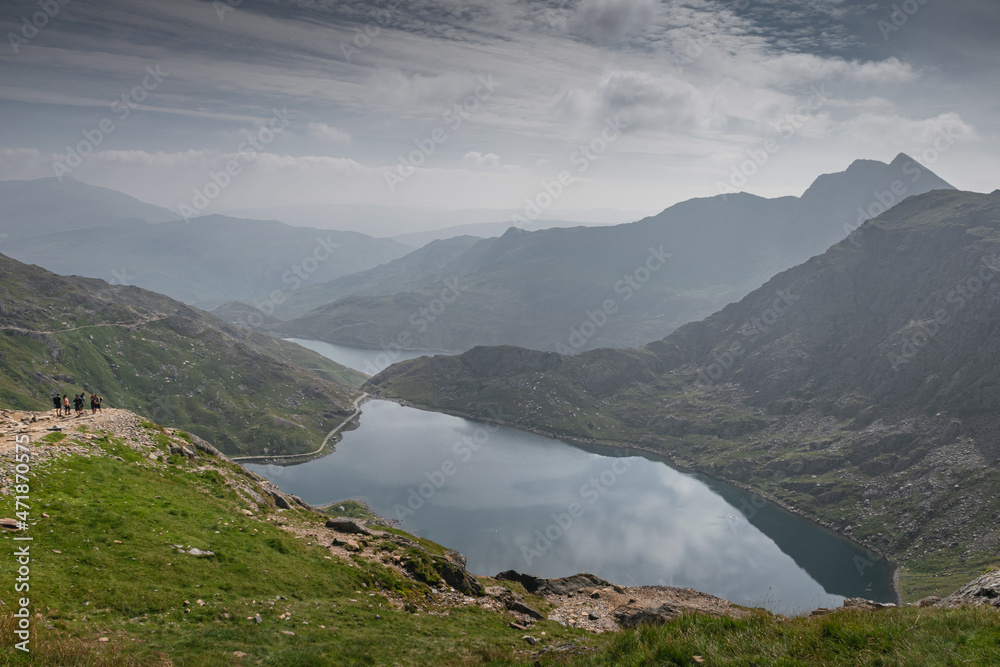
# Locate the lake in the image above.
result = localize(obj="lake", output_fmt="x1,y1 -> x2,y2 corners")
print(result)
247,396 -> 894,614
285,338 -> 440,375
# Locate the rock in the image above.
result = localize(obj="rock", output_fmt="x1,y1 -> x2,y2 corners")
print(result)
590,591 -> 601,599
332,538 -> 360,551
614,603 -> 684,628
509,600 -> 545,620
842,598 -> 895,611
445,549 -> 467,567
496,571 -> 613,596
254,614 -> 262,624
914,596 -> 941,607
187,433 -> 222,457
523,635 -> 538,645
936,570 -> 1000,608
325,517 -> 372,535
0,518 -> 21,530
588,611 -> 600,620
270,490 -> 293,510
187,548 -> 215,558
281,630 -> 295,636
509,622 -> 527,631
431,555 -> 484,596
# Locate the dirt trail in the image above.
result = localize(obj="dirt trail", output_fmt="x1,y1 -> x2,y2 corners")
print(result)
0,313 -> 167,336
0,407 -> 129,454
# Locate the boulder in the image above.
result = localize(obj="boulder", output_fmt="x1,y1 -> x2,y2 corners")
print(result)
614,603 -> 683,628
432,555 -> 484,597
325,517 -> 372,535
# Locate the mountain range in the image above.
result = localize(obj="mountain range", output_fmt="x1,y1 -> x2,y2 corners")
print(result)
368,189 -> 1000,600
274,154 -> 954,353
1,179 -> 412,309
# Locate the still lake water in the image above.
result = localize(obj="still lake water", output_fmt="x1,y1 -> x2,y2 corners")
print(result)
252,343 -> 894,614
285,338 -> 439,375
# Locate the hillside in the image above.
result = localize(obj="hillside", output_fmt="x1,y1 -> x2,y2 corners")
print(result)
3,212 -> 412,310
279,154 -> 954,353
0,253 -> 367,457
0,177 -> 178,242
368,190 -> 1000,601
264,235 -> 487,320
2,407 -> 997,665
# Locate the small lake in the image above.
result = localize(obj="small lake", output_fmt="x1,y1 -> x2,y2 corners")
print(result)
285,338 -> 440,375
248,399 -> 893,614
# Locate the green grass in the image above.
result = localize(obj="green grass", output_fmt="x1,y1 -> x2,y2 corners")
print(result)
566,607 -> 1000,666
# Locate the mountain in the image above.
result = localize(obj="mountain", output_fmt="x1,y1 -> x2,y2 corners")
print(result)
221,202 -> 643,236
278,154 -> 955,354
3,212 -> 413,309
258,235 -> 488,320
0,253 -> 367,456
0,176 -> 178,241
390,219 -> 609,248
368,189 -> 1000,601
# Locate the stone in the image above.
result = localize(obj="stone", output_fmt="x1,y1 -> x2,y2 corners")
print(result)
254,614 -> 262,624
614,603 -> 683,628
509,622 -> 527,631
325,517 -> 372,535
270,491 -> 293,510
936,570 -> 1000,608
588,611 -> 600,621
509,600 -> 545,620
0,518 -> 21,530
523,635 -> 538,645
187,548 -> 215,558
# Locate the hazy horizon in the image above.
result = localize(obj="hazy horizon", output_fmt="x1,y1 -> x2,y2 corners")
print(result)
1,0 -> 997,231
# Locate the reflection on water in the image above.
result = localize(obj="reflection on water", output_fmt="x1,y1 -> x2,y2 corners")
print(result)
248,400 -> 893,614
285,338 -> 440,375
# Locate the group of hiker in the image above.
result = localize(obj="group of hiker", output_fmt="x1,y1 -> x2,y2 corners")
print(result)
53,392 -> 103,417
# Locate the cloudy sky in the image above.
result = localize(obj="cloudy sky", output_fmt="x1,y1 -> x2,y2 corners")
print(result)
1,0 -> 997,227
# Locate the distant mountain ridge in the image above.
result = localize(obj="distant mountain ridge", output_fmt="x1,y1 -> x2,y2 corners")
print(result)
0,177 -> 413,309
277,154 -> 955,353
0,176 -> 178,241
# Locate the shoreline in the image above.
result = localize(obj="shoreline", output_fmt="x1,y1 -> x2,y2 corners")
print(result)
367,393 -> 904,606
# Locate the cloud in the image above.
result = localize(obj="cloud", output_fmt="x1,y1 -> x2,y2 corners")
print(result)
836,112 -> 977,149
569,0 -> 657,45
462,151 -> 501,168
308,122 -> 352,143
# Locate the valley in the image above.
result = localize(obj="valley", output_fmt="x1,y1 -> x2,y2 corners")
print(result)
368,190 -> 1000,602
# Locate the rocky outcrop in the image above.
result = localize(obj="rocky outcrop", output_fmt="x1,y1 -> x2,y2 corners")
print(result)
325,517 -> 372,535
495,571 -> 614,596
936,570 -> 1000,609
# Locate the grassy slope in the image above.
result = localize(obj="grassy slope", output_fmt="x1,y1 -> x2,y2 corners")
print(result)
0,419 -> 595,666
0,255 -> 366,456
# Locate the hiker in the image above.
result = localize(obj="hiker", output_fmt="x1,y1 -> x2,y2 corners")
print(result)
52,393 -> 62,416
62,394 -> 70,416
90,393 -> 98,415
94,394 -> 103,415
73,393 -> 84,416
